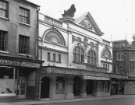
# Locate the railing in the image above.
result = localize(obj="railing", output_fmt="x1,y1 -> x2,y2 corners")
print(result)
39,13 -> 62,27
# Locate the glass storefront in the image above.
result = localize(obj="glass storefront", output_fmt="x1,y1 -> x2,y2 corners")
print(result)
0,67 -> 16,96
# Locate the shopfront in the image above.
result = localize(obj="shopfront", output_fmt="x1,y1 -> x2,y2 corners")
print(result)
0,55 -> 42,100
83,75 -> 110,96
110,74 -> 128,95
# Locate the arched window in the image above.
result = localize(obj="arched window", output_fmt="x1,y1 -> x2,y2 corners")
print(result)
73,46 -> 84,63
44,29 -> 65,46
101,47 -> 111,60
87,49 -> 96,65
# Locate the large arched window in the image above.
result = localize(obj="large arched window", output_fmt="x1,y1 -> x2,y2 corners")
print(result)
73,46 -> 84,63
44,29 -> 65,46
87,49 -> 96,65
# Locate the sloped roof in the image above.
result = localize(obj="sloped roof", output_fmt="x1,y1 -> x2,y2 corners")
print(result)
75,12 -> 103,36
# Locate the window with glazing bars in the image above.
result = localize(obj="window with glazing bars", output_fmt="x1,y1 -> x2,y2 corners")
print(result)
19,7 -> 30,24
19,35 -> 30,54
0,0 -> 8,18
73,46 -> 84,63
0,30 -> 7,51
87,50 -> 96,65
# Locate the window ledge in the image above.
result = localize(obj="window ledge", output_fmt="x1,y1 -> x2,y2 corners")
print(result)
0,50 -> 9,54
19,22 -> 31,27
0,16 -> 9,21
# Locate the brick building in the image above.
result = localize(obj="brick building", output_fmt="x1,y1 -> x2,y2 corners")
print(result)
38,6 -> 113,99
112,37 -> 135,95
112,40 -> 128,95
0,0 -> 42,100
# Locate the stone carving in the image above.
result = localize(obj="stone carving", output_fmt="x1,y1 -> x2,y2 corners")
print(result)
72,35 -> 81,43
101,46 -> 112,60
62,4 -> 76,17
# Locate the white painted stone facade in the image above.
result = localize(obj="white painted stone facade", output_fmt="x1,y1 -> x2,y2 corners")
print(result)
39,12 -> 113,99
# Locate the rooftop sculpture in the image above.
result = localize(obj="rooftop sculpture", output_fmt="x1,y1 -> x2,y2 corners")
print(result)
62,4 -> 76,18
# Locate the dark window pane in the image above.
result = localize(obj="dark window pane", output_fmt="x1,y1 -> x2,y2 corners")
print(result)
58,54 -> 61,63
47,52 -> 50,61
19,35 -> 30,54
0,30 -> 8,51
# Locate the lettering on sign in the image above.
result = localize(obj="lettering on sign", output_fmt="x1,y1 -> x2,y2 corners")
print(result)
0,59 -> 21,66
0,58 -> 40,68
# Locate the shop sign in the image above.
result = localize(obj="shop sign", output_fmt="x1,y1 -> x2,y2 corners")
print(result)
41,67 -> 84,75
0,58 -> 40,68
0,59 -> 20,66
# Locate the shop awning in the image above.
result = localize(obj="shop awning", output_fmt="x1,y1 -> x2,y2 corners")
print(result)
83,75 -> 110,80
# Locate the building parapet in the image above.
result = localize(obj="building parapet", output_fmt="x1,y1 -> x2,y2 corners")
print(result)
39,13 -> 62,27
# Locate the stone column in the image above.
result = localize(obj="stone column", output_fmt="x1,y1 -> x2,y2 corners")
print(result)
81,80 -> 87,97
65,77 -> 74,99
49,75 -> 56,99
35,69 -> 40,100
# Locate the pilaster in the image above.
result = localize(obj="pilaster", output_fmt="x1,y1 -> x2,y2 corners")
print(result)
65,77 -> 74,99
49,75 -> 56,99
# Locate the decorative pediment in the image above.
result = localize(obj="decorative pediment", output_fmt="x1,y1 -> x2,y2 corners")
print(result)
75,12 -> 103,35
79,17 -> 95,32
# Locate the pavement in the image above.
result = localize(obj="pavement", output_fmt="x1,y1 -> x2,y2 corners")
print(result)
0,95 -> 134,105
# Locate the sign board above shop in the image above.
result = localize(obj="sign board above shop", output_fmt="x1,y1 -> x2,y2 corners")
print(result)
0,57 -> 41,68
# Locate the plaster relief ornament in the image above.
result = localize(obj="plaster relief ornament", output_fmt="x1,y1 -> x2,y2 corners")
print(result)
62,4 -> 76,17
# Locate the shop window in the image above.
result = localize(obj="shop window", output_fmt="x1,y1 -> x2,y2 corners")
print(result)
0,0 -> 8,18
0,30 -> 8,51
19,7 -> 30,24
56,77 -> 65,94
0,67 -> 14,94
73,45 -> 84,64
19,35 -> 30,54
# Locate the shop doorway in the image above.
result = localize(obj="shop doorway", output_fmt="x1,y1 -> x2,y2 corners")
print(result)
86,80 -> 94,95
18,77 -> 27,98
40,77 -> 50,98
73,76 -> 82,96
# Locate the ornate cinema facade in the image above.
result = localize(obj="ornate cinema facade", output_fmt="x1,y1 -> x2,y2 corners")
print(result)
38,9 -> 113,99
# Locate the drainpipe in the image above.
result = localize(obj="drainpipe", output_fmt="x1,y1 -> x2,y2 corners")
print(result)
35,6 -> 41,100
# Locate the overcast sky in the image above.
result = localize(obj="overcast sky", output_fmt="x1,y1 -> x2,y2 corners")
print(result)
29,0 -> 135,42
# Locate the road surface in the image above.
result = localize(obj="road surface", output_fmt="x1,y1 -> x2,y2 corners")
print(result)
0,95 -> 135,105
